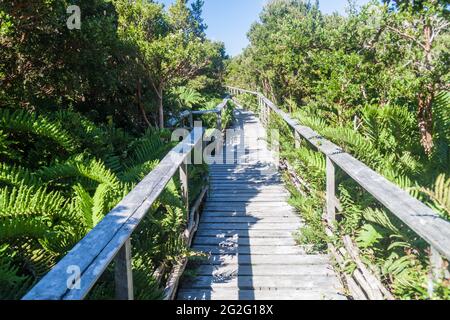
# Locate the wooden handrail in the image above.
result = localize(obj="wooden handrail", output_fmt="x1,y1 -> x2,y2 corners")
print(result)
179,97 -> 230,130
226,86 -> 450,294
23,126 -> 204,300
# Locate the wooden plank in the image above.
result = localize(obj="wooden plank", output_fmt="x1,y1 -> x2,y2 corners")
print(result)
326,157 -> 336,225
201,207 -> 296,214
209,185 -> 287,191
114,239 -> 134,300
206,196 -> 289,202
208,190 -> 289,196
192,245 -> 305,255
178,289 -> 346,301
199,216 -> 299,224
203,205 -> 294,213
204,201 -> 293,208
198,254 -> 329,266
197,222 -> 300,230
193,237 -> 297,247
195,229 -> 296,238
209,171 -> 280,176
201,211 -> 297,218
180,274 -> 341,290
179,162 -> 189,216
192,264 -> 335,277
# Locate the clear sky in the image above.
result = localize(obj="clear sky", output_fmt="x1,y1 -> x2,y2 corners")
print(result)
160,0 -> 373,57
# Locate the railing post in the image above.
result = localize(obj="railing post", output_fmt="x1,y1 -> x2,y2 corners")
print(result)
262,101 -> 267,127
294,130 -> 301,148
216,111 -> 222,131
326,156 -> 336,227
428,247 -> 449,298
115,239 -> 134,300
258,97 -> 263,121
188,112 -> 194,129
179,161 -> 189,217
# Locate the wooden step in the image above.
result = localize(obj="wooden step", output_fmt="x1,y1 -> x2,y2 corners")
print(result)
196,254 -> 329,266
180,274 -> 341,290
192,245 -> 306,255
193,236 -> 297,247
206,196 -> 289,202
200,210 -> 298,218
191,264 -> 335,277
177,289 -> 346,300
196,222 -> 300,230
199,216 -> 298,224
194,229 -> 297,238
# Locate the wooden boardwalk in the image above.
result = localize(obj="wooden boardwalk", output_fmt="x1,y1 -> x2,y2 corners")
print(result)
177,107 -> 345,300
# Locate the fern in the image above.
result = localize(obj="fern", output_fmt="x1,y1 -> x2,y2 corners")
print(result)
0,185 -> 68,220
0,109 -> 76,152
413,174 -> 450,220
0,163 -> 40,187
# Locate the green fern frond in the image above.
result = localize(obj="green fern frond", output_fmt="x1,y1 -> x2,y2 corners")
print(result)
0,217 -> 50,241
356,224 -> 383,248
0,163 -> 40,187
414,174 -> 450,219
119,160 -> 159,183
0,109 -> 76,152
126,131 -> 170,167
0,185 -> 68,220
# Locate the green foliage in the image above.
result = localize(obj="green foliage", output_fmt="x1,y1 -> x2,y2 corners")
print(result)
0,108 -> 206,299
228,0 -> 449,299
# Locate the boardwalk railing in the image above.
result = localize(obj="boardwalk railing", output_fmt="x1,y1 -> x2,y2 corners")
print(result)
227,86 -> 450,298
178,97 -> 230,131
23,98 -> 233,300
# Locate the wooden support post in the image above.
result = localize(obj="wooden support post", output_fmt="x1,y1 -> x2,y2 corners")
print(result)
188,113 -> 194,129
326,157 -> 336,227
179,162 -> 189,217
115,239 -> 133,300
259,98 -> 263,121
428,246 -> 449,298
217,111 -> 222,131
294,130 -> 301,148
262,102 -> 267,127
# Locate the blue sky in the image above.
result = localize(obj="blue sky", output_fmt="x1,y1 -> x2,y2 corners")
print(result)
160,0 -> 372,56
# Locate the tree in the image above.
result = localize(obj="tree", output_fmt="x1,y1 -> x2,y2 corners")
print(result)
143,0 -> 217,128
382,0 -> 450,154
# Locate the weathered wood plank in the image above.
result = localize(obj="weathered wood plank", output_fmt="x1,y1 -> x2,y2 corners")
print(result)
193,236 -> 297,247
206,197 -> 289,203
201,211 -> 297,218
199,216 -> 299,224
192,264 -> 334,277
178,289 -> 346,300
204,202 -> 293,209
192,245 -> 306,255
181,275 -> 341,290
197,222 -> 300,230
194,229 -> 296,238
197,254 -> 329,266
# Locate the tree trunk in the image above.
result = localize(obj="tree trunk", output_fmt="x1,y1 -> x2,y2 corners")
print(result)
418,91 -> 434,155
137,80 -> 151,127
418,23 -> 434,155
157,86 -> 164,129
